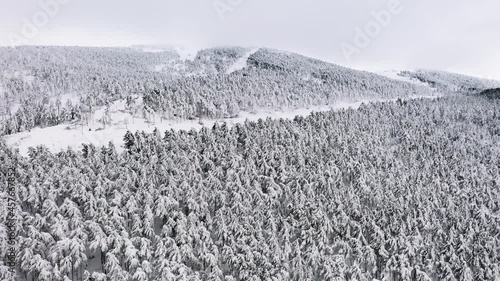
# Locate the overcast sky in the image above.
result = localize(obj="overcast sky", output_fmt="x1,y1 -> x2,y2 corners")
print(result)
1,0 -> 499,79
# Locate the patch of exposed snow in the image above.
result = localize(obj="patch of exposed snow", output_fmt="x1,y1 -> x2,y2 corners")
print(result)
11,103 -> 21,114
133,45 -> 200,61
132,45 -> 172,53
345,65 -> 431,87
300,74 -> 323,84
174,46 -> 200,61
226,48 -> 260,74
374,69 -> 429,86
51,93 -> 80,105
4,70 -> 35,83
140,48 -> 167,53
153,64 -> 168,72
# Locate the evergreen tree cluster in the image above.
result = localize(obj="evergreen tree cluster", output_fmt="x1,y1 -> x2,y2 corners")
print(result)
479,88 -> 500,100
1,95 -> 499,281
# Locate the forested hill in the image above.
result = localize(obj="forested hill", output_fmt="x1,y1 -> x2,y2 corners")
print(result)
398,70 -> 500,94
1,95 -> 499,280
0,46 -> 438,136
141,48 -> 435,121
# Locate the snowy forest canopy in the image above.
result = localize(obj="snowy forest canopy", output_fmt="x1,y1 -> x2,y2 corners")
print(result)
1,94 -> 499,281
1,46 -> 486,136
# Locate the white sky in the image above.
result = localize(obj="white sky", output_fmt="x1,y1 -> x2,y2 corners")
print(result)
0,0 -> 499,80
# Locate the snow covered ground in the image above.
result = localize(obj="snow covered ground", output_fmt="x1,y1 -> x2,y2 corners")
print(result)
135,44 -> 200,60
373,69 -> 429,86
51,93 -> 81,105
226,48 -> 260,74
174,45 -> 200,61
347,66 -> 430,87
5,94 -> 440,156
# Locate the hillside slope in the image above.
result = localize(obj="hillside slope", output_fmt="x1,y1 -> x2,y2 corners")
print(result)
0,46 -> 438,136
398,69 -> 500,93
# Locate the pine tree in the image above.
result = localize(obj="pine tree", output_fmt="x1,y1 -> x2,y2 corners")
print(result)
124,130 -> 135,150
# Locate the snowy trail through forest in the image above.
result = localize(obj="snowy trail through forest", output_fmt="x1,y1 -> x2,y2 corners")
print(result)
5,94 -> 440,156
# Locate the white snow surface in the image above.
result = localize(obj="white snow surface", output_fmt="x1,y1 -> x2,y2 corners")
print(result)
374,69 -> 429,86
174,45 -> 200,61
347,66 -> 429,87
5,95 -> 440,157
226,48 -> 260,74
138,47 -> 166,53
133,45 -> 200,61
51,93 -> 81,105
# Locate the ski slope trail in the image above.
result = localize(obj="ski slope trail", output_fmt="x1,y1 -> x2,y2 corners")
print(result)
226,48 -> 260,74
